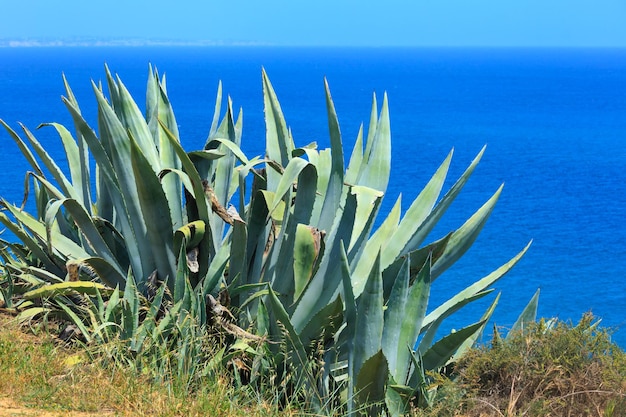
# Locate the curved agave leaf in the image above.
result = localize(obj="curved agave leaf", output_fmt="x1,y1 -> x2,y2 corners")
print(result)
317,79 -> 345,232
23,281 -> 112,300
509,288 -> 540,337
43,198 -> 126,282
146,68 -> 184,230
352,251 -> 384,378
355,93 -> 391,194
262,69 -> 295,191
380,150 -> 452,269
355,350 -> 388,417
129,135 -> 176,287
420,241 -> 532,350
41,122 -> 91,208
383,253 -> 431,384
63,95 -> 145,282
419,319 -> 486,372
430,185 -> 503,281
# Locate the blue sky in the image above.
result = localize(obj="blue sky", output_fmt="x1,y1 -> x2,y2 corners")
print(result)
1,0 -> 625,47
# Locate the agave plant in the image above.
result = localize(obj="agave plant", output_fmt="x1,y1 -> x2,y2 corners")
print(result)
0,67 -> 531,415
0,65 -> 252,371
215,72 -> 531,415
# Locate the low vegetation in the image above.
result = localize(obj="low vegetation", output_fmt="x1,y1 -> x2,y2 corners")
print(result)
456,314 -> 626,417
2,312 -> 624,416
0,314 -> 300,416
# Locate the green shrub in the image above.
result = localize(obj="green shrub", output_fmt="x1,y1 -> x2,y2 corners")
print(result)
458,314 -> 626,416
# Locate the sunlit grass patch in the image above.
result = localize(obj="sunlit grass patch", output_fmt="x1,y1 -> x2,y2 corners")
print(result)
0,314 -> 303,417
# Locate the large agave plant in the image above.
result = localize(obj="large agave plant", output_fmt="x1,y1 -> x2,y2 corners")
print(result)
222,72 -> 531,415
0,66 -> 248,366
0,67 -> 531,415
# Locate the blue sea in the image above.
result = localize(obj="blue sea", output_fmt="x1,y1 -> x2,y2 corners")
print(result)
1,47 -> 625,346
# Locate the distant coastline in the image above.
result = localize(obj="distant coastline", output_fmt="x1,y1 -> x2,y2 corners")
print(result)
0,38 -> 270,48
2,39 -> 626,49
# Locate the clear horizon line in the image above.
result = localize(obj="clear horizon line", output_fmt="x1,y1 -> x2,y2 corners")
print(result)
1,38 -> 625,49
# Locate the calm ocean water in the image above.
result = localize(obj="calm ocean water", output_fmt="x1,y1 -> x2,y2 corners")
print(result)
0,47 -> 625,345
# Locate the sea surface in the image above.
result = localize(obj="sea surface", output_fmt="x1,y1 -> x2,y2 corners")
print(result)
0,47 -> 625,346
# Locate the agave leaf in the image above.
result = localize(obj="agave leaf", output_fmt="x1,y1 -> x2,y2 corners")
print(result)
266,287 -> 309,375
104,286 -> 121,322
62,76 -> 92,208
290,190 -> 357,332
384,254 -> 431,383
148,69 -> 184,230
44,198 -> 126,280
400,146 -> 487,255
205,100 -> 239,246
19,125 -> 79,202
23,266 -> 65,284
269,164 -> 319,306
347,185 -> 383,254
207,81 -> 223,139
307,149 -> 332,225
386,379 -> 415,417
57,302 -> 92,344
382,151 -> 452,268
0,211 -> 62,275
95,83 -> 158,284
293,224 -> 322,301
417,290 -> 493,354
0,120 -> 45,177
241,190 -> 270,290
356,93 -> 391,193
363,94 -> 378,170
16,306 -> 51,323
451,292 -> 501,363
121,273 -> 139,341
317,79 -> 345,232
270,157 -> 310,214
77,257 -> 128,289
382,256 -> 411,380
350,194 -> 402,294
344,125 -> 364,185
188,149 -> 226,161
160,119 -> 214,281
299,295 -> 343,348
355,350 -> 388,416
3,203 -> 89,260
130,135 -> 176,286
41,122 -> 91,207
339,242 -> 357,414
423,241 -> 531,335
173,220 -> 205,257
509,288 -> 540,337
62,95 -> 145,282
204,137 -> 251,166
22,281 -> 111,300
353,251 -> 384,377
226,214 -> 247,285
111,74 -> 161,170
262,69 -> 294,191
420,319 -> 487,371
431,185 -> 504,281
211,99 -> 241,206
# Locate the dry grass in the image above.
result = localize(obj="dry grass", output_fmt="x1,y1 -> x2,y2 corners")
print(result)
0,314 -> 306,417
455,314 -> 626,417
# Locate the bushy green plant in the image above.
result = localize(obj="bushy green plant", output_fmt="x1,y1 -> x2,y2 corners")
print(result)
0,67 -> 532,415
458,313 -> 626,416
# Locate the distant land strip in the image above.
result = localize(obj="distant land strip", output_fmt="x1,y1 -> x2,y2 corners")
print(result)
0,39 -> 270,47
